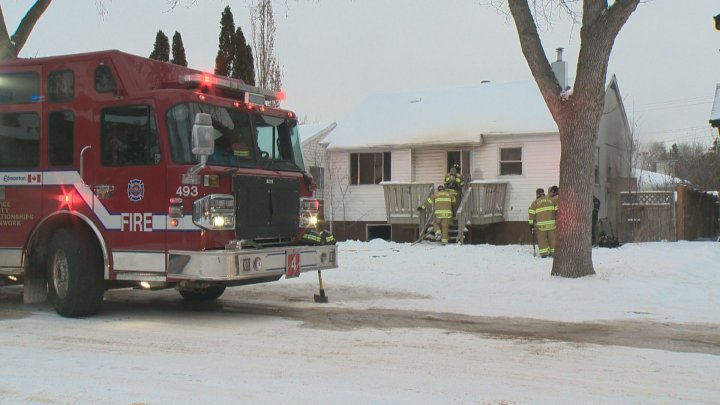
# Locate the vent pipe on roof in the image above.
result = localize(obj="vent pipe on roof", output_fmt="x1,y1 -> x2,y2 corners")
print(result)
551,47 -> 569,90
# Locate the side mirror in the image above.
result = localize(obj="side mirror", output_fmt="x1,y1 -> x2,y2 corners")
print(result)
191,113 -> 215,156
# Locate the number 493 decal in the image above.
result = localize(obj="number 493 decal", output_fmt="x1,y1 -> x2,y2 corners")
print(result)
175,185 -> 198,197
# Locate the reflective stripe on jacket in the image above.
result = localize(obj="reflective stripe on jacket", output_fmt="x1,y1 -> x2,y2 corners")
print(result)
528,196 -> 557,231
420,190 -> 456,219
443,173 -> 465,190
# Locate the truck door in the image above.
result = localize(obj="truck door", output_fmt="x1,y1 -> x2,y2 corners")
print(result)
83,103 -> 167,275
0,67 -> 43,269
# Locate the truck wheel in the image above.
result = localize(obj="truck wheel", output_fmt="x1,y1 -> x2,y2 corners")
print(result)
179,286 -> 226,301
47,229 -> 104,317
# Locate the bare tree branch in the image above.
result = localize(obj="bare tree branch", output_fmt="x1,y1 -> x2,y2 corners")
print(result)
508,0 -> 564,119
11,0 -> 52,57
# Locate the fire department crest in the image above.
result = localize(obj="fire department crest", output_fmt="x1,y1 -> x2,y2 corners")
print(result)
127,179 -> 144,202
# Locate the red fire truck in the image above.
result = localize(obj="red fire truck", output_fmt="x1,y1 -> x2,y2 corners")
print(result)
0,50 -> 337,317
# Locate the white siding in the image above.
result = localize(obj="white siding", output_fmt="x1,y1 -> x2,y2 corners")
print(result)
472,135 -> 560,222
324,151 -> 389,222
301,134 -> 326,168
412,149 -> 446,183
391,150 -> 412,182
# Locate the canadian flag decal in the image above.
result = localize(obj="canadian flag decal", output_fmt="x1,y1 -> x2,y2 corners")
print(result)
27,174 -> 42,183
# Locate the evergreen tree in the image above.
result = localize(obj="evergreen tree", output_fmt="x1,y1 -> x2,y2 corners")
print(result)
215,6 -> 235,77
171,31 -> 188,67
231,27 -> 255,85
149,30 -> 170,62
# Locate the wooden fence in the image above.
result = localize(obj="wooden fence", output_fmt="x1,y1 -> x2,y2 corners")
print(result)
617,185 -> 718,242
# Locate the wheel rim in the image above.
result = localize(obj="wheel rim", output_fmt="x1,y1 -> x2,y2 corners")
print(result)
52,249 -> 69,299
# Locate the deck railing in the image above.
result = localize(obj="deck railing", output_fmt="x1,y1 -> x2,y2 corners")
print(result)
382,181 -> 508,242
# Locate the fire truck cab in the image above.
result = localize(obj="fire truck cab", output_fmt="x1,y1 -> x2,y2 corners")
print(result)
0,50 -> 338,317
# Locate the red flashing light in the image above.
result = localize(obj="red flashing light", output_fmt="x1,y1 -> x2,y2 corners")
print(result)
275,90 -> 287,101
203,75 -> 212,83
287,112 -> 295,118
198,94 -> 206,102
170,219 -> 179,227
233,101 -> 241,108
58,190 -> 73,209
259,106 -> 266,112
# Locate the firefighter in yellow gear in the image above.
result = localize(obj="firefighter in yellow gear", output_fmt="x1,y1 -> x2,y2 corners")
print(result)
443,164 -> 465,214
417,185 -> 456,244
528,188 -> 557,257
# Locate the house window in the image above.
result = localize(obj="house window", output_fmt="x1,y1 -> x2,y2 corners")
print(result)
350,152 -> 391,185
367,224 -> 391,241
446,150 -> 470,174
499,147 -> 522,175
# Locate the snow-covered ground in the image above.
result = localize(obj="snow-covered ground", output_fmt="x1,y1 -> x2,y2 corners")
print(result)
1,240 -> 718,404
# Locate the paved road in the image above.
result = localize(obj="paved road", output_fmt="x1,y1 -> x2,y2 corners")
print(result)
2,286 -> 718,356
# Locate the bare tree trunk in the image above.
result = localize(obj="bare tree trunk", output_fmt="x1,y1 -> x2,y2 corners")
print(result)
0,0 -> 52,60
508,0 -> 639,277
554,115 -> 597,276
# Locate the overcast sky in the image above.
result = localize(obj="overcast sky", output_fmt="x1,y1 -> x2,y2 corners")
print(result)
4,0 -> 720,147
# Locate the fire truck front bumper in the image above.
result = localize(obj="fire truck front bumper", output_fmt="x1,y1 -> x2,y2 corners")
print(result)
167,245 -> 338,282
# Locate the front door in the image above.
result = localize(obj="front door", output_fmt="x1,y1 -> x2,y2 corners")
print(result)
84,102 -> 167,275
0,67 -> 43,270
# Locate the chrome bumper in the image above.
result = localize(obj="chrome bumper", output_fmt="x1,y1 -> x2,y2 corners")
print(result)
167,245 -> 338,281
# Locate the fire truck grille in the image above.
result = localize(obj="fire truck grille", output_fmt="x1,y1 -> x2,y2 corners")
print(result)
233,175 -> 300,245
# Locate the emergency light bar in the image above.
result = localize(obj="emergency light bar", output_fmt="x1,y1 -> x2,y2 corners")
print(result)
180,73 -> 279,104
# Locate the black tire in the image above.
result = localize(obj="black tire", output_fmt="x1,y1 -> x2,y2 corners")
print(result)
179,286 -> 226,301
46,228 -> 104,317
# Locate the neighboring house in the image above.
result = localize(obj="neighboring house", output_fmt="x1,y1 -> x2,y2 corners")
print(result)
319,54 -> 632,244
299,122 -> 337,201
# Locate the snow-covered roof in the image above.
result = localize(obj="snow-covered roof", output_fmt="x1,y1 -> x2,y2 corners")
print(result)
632,168 -> 683,190
299,122 -> 337,143
710,84 -> 720,126
323,80 -> 558,150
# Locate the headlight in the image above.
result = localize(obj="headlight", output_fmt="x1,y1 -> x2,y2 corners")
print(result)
299,197 -> 320,229
193,194 -> 235,230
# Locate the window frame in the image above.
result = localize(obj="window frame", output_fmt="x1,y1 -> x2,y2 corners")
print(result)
498,146 -> 523,176
349,151 -> 391,185
100,104 -> 160,167
446,150 -> 470,174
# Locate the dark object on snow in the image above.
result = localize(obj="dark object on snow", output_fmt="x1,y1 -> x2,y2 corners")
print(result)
715,14 -> 720,30
597,233 -> 621,248
314,270 -> 329,303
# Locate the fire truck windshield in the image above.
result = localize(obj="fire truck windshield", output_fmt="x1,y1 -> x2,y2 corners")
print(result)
255,114 -> 305,172
166,102 -> 305,172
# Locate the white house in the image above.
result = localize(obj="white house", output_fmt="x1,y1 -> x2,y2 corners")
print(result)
299,122 -> 336,201
317,58 -> 632,243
